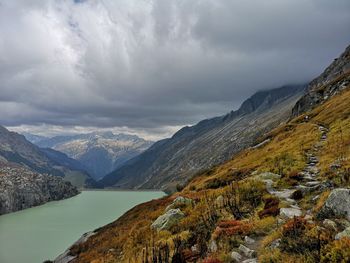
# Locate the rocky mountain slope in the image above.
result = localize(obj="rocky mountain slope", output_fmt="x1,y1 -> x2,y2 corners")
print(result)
101,85 -> 305,191
0,162 -> 79,215
28,132 -> 153,180
0,126 -> 95,188
292,45 -> 350,116
61,45 -> 350,263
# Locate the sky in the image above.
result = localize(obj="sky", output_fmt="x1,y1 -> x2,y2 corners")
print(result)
1,0 -> 349,140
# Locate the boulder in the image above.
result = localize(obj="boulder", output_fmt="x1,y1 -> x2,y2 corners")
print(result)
280,208 -> 302,219
255,172 -> 281,180
318,188 -> 350,220
272,189 -> 297,199
244,236 -> 255,245
151,209 -> 185,231
335,227 -> 350,240
165,196 -> 193,211
238,244 -> 256,258
231,251 -> 242,262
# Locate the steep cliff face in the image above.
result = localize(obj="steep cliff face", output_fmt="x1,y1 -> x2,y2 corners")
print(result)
101,85 -> 305,191
292,45 -> 350,116
0,163 -> 79,215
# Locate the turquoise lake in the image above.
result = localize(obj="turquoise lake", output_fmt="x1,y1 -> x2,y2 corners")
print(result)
0,190 -> 164,263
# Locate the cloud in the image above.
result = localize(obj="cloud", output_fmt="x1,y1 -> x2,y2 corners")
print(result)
1,0 -> 349,139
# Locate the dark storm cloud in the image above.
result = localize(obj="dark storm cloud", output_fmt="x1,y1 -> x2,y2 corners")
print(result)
0,0 -> 349,138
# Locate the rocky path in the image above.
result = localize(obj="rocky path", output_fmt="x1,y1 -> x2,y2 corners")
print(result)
269,124 -> 330,219
229,123 -> 350,262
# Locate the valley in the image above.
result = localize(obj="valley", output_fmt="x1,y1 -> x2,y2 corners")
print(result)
55,45 -> 350,262
0,2 -> 349,261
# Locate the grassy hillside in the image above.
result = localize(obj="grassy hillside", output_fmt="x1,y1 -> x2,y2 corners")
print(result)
66,85 -> 350,262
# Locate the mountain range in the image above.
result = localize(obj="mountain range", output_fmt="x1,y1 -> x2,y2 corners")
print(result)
0,126 -> 96,188
63,44 -> 350,263
24,132 -> 153,180
101,85 -> 306,191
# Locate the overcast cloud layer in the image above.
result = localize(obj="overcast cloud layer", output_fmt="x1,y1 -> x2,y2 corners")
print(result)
1,0 -> 350,139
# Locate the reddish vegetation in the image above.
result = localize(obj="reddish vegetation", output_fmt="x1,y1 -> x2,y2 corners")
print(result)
282,217 -> 307,236
202,257 -> 222,263
258,197 -> 280,218
214,220 -> 252,238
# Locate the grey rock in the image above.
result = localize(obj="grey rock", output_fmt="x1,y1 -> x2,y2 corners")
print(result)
239,244 -> 256,258
244,236 -> 256,245
305,181 -> 321,187
280,208 -> 302,219
231,251 -> 242,262
292,45 -> 350,116
319,188 -> 350,220
165,196 -> 193,211
0,166 -> 79,215
335,227 -> 350,240
271,189 -> 297,199
151,209 -> 185,231
256,172 -> 281,180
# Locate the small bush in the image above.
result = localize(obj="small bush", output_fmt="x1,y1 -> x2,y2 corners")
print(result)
321,238 -> 350,262
205,178 -> 228,189
202,258 -> 222,263
280,217 -> 332,260
259,196 -> 280,218
214,220 -> 253,239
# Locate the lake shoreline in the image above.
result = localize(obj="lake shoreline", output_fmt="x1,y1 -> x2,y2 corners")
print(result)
0,190 -> 165,263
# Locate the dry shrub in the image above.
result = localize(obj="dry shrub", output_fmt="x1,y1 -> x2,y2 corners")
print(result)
213,220 -> 253,239
202,257 -> 222,263
280,217 -> 332,260
321,238 -> 350,262
259,196 -> 280,218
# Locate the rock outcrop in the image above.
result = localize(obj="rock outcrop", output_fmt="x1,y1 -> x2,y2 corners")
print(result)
318,188 -> 350,220
151,208 -> 185,231
292,45 -> 350,116
0,164 -> 79,215
165,196 -> 193,211
335,227 -> 350,240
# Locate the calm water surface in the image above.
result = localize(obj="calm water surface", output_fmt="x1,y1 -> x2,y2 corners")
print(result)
0,190 -> 164,263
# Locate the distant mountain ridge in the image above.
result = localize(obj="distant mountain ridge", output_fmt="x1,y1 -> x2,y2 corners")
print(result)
26,132 -> 153,180
101,84 -> 305,191
0,125 -> 96,188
